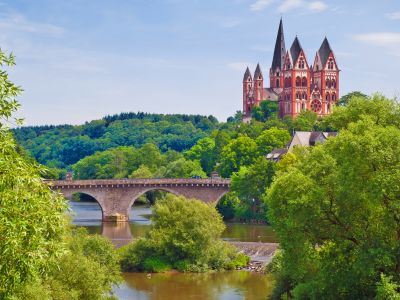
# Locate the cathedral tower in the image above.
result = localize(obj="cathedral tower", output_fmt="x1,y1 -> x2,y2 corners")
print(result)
242,67 -> 253,115
253,63 -> 264,106
270,18 -> 286,91
280,36 -> 311,117
312,37 -> 340,115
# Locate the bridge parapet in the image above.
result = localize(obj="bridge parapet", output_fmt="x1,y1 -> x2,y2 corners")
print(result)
48,178 -> 230,189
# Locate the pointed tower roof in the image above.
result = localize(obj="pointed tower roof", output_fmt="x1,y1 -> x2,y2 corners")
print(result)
254,63 -> 263,79
289,36 -> 303,64
271,18 -> 286,70
243,67 -> 252,82
318,37 -> 333,66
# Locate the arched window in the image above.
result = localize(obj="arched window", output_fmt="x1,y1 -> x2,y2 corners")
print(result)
326,93 -> 330,101
332,93 -> 336,101
302,92 -> 307,100
258,82 -> 261,87
276,79 -> 280,87
332,79 -> 336,88
296,92 -> 300,99
326,79 -> 331,88
328,58 -> 334,70
296,76 -> 301,87
298,59 -> 305,69
302,77 -> 307,87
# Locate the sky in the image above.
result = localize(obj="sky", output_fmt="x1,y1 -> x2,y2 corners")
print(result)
0,0 -> 399,125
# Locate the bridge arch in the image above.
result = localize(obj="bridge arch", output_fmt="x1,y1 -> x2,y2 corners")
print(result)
128,187 -> 183,209
68,192 -> 105,221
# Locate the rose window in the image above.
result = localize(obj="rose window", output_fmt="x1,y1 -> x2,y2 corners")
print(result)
310,99 -> 322,113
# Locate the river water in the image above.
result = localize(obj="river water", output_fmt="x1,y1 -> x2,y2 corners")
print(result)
71,202 -> 276,300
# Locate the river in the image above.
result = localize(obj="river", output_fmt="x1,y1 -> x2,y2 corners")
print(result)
71,201 -> 276,300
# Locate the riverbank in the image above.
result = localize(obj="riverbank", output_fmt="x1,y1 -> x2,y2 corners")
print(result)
230,241 -> 278,272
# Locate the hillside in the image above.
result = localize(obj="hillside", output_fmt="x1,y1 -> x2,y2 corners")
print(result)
12,112 -> 219,169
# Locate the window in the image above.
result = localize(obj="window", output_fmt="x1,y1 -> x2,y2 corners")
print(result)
332,79 -> 336,88
332,93 -> 336,101
326,93 -> 330,101
302,77 -> 307,87
276,79 -> 280,87
276,72 -> 280,76
298,59 -> 305,69
326,79 -> 331,88
328,58 -> 334,70
302,92 -> 307,100
296,76 -> 301,87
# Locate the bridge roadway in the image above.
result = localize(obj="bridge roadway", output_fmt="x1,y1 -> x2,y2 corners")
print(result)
49,178 -> 231,222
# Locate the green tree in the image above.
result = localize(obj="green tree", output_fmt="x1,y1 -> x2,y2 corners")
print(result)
185,137 -> 216,174
164,158 -> 206,178
266,97 -> 400,298
251,101 -> 279,122
0,50 -> 68,297
255,127 -> 291,155
120,195 -> 248,272
231,157 -> 276,221
129,164 -> 154,178
218,136 -> 258,177
337,91 -> 367,107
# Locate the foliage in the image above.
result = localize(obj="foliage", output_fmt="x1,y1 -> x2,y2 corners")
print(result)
231,157 -> 276,221
14,228 -> 121,300
216,192 -> 241,221
120,194 -> 248,272
255,127 -> 291,155
184,137 -> 216,174
164,158 -> 206,178
0,49 -> 68,298
251,100 -> 279,122
218,136 -> 258,177
266,95 -> 400,299
337,91 -> 367,107
12,113 -> 219,168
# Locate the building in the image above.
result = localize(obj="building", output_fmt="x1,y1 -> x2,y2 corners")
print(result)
266,131 -> 337,161
243,19 -> 340,119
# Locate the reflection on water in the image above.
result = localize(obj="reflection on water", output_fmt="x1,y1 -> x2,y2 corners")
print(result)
116,271 -> 274,300
70,201 -> 275,299
71,202 -> 276,245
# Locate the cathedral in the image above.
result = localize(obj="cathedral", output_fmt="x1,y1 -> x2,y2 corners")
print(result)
243,19 -> 339,119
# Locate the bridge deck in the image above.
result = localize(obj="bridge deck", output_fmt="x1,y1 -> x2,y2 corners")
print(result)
48,178 -> 230,188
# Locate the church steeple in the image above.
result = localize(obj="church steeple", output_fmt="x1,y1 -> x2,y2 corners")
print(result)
271,18 -> 286,71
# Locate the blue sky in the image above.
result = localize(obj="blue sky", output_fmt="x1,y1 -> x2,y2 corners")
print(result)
1,0 -> 399,125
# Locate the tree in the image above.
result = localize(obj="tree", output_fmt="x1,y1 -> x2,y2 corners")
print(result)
231,157 -> 276,221
266,97 -> 400,298
218,136 -> 258,177
255,127 -> 291,155
164,158 -> 206,178
129,165 -> 153,178
120,195 -> 248,272
337,91 -> 367,107
0,49 -> 68,297
185,137 -> 216,174
251,101 -> 279,122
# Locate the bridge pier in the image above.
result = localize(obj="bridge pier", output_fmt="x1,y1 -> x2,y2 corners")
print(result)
49,178 -> 231,222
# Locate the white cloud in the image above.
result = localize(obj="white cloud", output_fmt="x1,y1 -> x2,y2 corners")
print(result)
308,1 -> 327,12
250,0 -> 274,11
277,0 -> 303,13
353,33 -> 400,46
0,13 -> 65,36
385,11 -> 400,20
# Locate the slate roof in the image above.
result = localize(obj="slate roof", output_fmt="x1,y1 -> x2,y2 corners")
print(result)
271,18 -> 286,71
266,148 -> 288,161
254,63 -> 263,79
263,88 -> 279,101
318,37 -> 333,66
289,36 -> 303,64
243,67 -> 252,82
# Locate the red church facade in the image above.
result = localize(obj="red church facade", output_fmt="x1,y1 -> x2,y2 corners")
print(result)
243,19 -> 339,119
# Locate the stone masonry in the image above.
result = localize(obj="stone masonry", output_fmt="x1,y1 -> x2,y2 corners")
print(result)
48,178 -> 231,222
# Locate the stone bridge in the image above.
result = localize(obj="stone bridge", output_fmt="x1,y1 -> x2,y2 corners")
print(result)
48,178 -> 230,222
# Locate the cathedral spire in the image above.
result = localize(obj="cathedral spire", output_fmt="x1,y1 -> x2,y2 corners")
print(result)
271,18 -> 286,71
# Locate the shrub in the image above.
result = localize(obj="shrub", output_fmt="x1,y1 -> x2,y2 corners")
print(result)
120,194 -> 248,272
